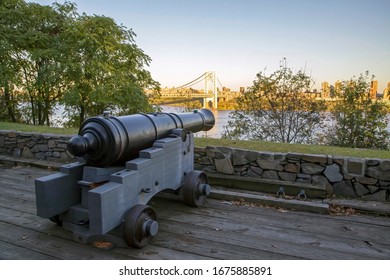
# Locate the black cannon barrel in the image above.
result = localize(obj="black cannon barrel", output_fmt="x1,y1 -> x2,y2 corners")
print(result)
67,109 -> 215,167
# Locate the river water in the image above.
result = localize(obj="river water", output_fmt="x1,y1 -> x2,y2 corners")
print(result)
160,105 -> 390,139
159,105 -> 230,138
53,104 -> 390,139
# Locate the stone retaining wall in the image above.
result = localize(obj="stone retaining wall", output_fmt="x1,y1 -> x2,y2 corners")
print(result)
194,146 -> 390,202
0,130 -> 73,162
1,130 -> 389,202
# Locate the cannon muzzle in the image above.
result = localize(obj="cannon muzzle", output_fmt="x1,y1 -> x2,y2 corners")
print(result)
68,109 -> 215,167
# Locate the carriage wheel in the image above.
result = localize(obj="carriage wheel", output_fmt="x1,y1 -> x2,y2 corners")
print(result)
123,205 -> 158,248
182,171 -> 210,207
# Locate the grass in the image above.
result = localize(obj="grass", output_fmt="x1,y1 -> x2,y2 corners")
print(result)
194,137 -> 390,159
1,121 -> 389,159
0,121 -> 78,135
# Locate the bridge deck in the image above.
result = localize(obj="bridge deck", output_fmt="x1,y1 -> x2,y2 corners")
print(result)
0,164 -> 389,260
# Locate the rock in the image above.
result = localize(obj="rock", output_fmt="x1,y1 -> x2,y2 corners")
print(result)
194,147 -> 206,156
361,190 -> 388,202
8,131 -> 16,138
301,163 -> 325,175
278,172 -> 297,182
344,158 -> 365,177
0,136 -> 5,148
214,158 -> 234,175
366,159 -> 380,166
379,160 -> 390,171
234,166 -> 247,173
258,152 -> 274,160
205,146 -> 218,157
353,182 -> 370,197
333,156 -> 345,166
333,180 -> 356,198
13,148 -> 21,157
284,163 -> 300,173
367,185 -> 379,194
286,153 -> 301,162
297,173 -> 311,184
48,140 -> 56,149
232,149 -> 258,165
366,166 -> 390,181
301,154 -> 328,164
248,166 -> 263,176
262,170 -> 279,180
247,169 -> 262,178
324,164 -> 343,183
357,177 -> 378,185
256,159 -> 283,171
273,153 -> 286,162
379,180 -> 390,188
37,144 -> 49,152
217,147 -> 233,159
198,157 -> 213,165
22,147 -> 34,158
327,155 -> 333,165
312,175 -> 330,186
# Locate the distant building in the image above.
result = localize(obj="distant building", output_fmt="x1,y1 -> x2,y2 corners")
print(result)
370,80 -> 378,99
335,81 -> 342,94
321,82 -> 330,99
384,82 -> 390,100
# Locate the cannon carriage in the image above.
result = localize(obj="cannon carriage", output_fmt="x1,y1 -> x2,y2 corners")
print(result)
35,109 -> 215,248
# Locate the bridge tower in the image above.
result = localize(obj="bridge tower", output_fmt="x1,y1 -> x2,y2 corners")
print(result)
203,71 -> 218,109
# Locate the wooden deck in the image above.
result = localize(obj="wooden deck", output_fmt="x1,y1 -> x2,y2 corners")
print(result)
1,164 -> 390,260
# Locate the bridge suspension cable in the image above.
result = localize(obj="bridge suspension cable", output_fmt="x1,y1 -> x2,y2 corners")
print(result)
177,72 -> 207,89
172,71 -> 223,109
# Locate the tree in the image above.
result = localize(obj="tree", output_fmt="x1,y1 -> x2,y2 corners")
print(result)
324,72 -> 390,150
0,0 -> 25,122
222,59 -> 326,144
62,14 -> 160,126
0,0 -> 77,125
1,0 -> 159,127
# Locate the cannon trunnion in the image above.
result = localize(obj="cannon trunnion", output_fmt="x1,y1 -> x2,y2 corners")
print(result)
35,109 -> 215,248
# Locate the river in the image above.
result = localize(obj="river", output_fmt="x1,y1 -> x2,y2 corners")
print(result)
159,105 -> 230,138
53,104 -> 390,139
160,105 -> 390,139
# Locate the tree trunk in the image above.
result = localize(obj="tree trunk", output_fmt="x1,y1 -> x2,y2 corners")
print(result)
3,82 -> 17,122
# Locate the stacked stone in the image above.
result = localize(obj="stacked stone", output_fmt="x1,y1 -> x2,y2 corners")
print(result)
194,146 -> 390,202
1,131 -> 389,202
0,130 -> 73,162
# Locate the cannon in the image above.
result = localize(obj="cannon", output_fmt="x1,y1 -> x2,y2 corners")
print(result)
35,109 -> 215,248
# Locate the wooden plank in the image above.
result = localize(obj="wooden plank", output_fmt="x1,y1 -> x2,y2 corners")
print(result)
153,198 -> 390,246
205,200 -> 390,244
156,224 -> 299,260
0,204 -> 212,260
0,194 -> 37,214
157,218 -> 364,260
152,200 -> 390,259
0,240 -> 59,260
0,221 -> 130,260
1,165 -> 390,260
0,182 -> 36,202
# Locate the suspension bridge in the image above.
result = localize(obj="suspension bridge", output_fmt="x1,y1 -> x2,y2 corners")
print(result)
157,71 -> 223,109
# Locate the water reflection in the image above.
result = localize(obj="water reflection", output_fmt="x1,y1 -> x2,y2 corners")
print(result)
159,105 -> 390,139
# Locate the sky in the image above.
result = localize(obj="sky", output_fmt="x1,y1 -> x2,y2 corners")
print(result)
30,0 -> 390,92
